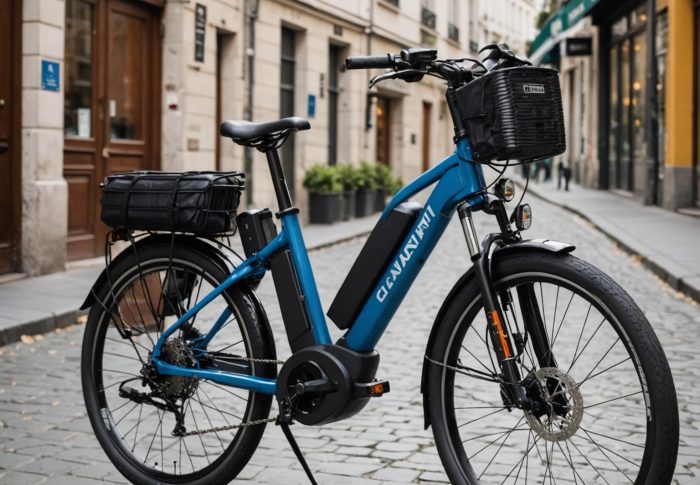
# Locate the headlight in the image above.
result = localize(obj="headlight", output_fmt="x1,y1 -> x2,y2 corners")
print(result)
514,204 -> 532,231
495,178 -> 515,201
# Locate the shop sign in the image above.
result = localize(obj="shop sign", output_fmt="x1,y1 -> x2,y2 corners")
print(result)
308,94 -> 316,118
194,4 -> 206,62
566,37 -> 593,56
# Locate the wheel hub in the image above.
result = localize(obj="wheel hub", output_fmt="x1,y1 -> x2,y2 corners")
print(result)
524,367 -> 583,442
158,339 -> 199,400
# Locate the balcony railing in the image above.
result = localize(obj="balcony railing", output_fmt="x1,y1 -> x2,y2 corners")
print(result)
421,6 -> 436,30
448,22 -> 459,42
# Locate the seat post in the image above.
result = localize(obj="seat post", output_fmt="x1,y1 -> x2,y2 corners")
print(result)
265,148 -> 293,212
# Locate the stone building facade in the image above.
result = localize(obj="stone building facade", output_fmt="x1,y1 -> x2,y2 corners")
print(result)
531,0 -> 700,212
1,0 -> 537,277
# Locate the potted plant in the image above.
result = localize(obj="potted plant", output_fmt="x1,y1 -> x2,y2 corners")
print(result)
337,164 -> 359,221
390,174 -> 404,197
373,163 -> 394,212
303,164 -> 343,224
355,162 -> 377,218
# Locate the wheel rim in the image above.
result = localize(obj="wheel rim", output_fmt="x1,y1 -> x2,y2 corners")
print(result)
441,272 -> 652,484
87,258 -> 257,480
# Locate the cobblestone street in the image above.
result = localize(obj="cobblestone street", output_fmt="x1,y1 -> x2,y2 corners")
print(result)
0,196 -> 698,484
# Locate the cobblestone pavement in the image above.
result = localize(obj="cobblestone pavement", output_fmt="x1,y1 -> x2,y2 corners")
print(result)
0,196 -> 698,484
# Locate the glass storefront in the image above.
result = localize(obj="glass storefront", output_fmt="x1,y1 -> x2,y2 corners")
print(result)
607,5 -> 648,192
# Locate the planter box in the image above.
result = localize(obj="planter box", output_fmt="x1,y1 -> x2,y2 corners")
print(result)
343,191 -> 356,221
375,188 -> 387,212
309,192 -> 343,224
355,189 -> 375,218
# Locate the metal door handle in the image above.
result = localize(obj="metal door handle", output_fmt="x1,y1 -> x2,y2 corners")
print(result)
102,147 -> 110,159
0,99 -> 5,110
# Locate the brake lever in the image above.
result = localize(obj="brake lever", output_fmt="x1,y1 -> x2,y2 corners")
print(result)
368,69 -> 426,88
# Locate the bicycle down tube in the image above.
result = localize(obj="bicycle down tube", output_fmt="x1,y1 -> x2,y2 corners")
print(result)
150,137 -> 486,392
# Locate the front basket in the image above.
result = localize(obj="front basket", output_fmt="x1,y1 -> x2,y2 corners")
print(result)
456,67 -> 566,163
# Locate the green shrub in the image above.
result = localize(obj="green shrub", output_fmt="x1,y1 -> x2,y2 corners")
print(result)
390,175 -> 404,195
303,164 -> 342,193
373,163 -> 394,190
356,162 -> 377,190
336,164 -> 360,191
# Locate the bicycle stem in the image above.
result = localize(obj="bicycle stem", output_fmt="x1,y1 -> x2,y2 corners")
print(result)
457,202 -> 530,409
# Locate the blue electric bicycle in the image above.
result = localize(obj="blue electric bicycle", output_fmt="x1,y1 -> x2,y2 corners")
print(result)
81,45 -> 679,484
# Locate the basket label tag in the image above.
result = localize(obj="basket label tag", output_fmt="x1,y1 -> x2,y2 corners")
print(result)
523,84 -> 546,94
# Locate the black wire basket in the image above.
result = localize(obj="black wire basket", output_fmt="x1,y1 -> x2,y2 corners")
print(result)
100,171 -> 245,235
456,67 -> 566,164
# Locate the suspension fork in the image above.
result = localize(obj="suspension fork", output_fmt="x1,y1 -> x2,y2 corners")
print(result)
516,284 -> 558,369
458,203 -> 529,408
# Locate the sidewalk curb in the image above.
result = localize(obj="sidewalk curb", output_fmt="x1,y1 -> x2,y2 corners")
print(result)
0,228 -> 373,348
521,182 -> 700,304
0,310 -> 86,347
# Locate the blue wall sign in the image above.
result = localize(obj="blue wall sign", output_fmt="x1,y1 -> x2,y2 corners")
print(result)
41,60 -> 60,92
308,94 -> 316,118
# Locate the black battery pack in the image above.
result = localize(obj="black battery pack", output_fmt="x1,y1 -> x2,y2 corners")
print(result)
328,201 -> 423,330
237,208 -> 314,351
237,209 -> 277,258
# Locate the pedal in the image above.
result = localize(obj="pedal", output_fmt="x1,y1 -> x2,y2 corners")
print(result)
353,380 -> 390,398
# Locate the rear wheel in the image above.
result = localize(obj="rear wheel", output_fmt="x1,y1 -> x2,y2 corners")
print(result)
81,241 -> 275,484
427,251 -> 678,484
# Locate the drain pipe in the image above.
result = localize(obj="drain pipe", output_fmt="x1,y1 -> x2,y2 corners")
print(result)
244,0 -> 260,205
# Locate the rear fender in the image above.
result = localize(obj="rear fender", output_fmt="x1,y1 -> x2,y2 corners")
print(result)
420,238 -> 574,429
80,235 -> 234,310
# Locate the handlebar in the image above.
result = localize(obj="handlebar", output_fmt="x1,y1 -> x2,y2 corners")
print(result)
345,54 -> 395,70
344,44 -> 530,89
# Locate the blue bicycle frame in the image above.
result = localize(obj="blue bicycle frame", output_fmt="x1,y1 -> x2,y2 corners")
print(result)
150,138 -> 486,396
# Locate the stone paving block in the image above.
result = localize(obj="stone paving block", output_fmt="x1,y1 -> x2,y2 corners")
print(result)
371,465 -> 422,482
0,470 -> 47,485
14,457 -> 81,476
315,461 -> 383,476
418,470 -> 450,483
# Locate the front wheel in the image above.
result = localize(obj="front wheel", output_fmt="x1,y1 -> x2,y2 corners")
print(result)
426,251 -> 678,484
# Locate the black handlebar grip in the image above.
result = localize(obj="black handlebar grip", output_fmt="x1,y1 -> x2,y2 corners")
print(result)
345,54 -> 393,70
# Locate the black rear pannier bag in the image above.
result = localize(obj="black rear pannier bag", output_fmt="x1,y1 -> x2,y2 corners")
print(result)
101,171 -> 244,234
455,67 -> 566,163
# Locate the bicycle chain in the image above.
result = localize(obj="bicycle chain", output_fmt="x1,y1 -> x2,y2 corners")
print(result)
176,355 -> 285,437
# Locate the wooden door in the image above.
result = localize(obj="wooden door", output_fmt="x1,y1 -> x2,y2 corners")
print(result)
0,0 -> 20,273
376,97 -> 391,165
695,1 -> 700,206
422,102 -> 432,172
64,0 -> 161,260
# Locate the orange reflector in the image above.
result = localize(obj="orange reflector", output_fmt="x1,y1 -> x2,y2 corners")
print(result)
490,310 -> 512,358
370,383 -> 385,396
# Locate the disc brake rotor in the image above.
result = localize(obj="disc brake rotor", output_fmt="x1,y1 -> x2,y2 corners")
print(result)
525,367 -> 583,442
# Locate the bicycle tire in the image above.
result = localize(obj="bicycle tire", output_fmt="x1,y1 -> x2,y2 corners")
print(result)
81,241 -> 275,484
426,251 -> 678,484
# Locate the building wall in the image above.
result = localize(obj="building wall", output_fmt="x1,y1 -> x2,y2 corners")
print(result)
8,0 -> 538,276
478,0 -> 537,55
21,0 -> 68,276
558,18 -> 599,189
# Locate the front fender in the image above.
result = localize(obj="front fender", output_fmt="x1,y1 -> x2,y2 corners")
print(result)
420,238 -> 574,429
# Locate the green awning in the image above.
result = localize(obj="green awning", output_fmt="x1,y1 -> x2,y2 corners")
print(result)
529,0 -> 600,61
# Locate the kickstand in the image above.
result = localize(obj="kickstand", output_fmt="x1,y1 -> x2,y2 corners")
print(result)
277,406 -> 318,485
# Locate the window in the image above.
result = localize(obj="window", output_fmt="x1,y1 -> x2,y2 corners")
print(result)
421,0 -> 436,30
447,0 -> 459,42
64,0 -> 94,138
280,27 -> 296,195
328,45 -> 342,166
